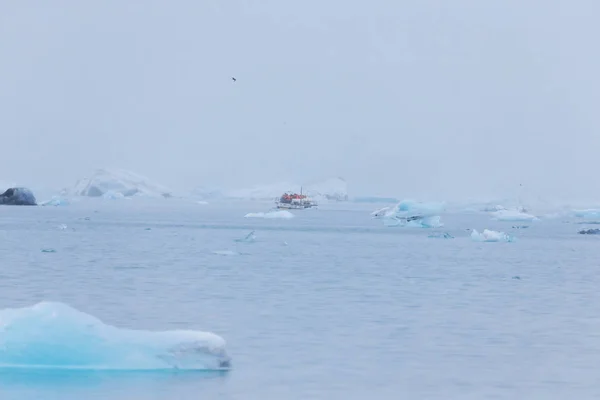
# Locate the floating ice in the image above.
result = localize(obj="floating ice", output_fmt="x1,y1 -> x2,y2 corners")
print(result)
244,210 -> 295,219
491,209 -> 538,222
579,228 -> 600,235
471,229 -> 515,243
0,302 -> 230,370
68,169 -> 172,199
573,209 -> 600,219
212,250 -> 239,256
40,196 -> 70,206
428,232 -> 454,239
381,199 -> 444,228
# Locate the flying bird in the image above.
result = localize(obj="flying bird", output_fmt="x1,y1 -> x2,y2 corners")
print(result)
231,77 -> 237,82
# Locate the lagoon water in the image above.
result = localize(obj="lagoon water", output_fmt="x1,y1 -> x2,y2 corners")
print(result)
1,199 -> 600,399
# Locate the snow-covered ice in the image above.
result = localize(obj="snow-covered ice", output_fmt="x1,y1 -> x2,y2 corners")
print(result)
0,302 -> 230,370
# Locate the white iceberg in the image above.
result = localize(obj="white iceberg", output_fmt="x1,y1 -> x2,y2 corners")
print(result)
244,210 -> 295,219
68,169 -> 172,198
0,302 -> 230,370
471,229 -> 515,243
491,209 -> 538,222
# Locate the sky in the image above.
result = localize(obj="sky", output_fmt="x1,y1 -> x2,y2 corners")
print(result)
1,1 -> 599,202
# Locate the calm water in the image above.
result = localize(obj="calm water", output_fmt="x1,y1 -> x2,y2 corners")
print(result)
1,199 -> 599,399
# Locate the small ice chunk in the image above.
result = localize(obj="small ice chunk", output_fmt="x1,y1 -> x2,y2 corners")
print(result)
471,229 -> 515,243
428,232 -> 454,239
212,250 -> 238,256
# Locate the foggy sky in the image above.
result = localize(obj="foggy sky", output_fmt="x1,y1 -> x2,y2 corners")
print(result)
1,1 -> 599,201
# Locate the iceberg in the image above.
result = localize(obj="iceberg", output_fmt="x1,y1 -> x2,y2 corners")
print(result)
471,229 -> 515,243
0,302 -> 230,370
244,210 -> 294,219
491,209 -> 538,222
0,188 -> 37,206
380,199 -> 445,228
68,169 -> 172,199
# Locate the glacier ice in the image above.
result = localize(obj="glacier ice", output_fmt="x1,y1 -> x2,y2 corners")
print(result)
491,209 -> 538,222
244,210 -> 295,219
0,302 -> 230,371
470,229 -> 515,243
380,199 -> 444,228
68,169 -> 172,199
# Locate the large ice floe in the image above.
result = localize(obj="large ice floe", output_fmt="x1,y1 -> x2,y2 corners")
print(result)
379,199 -> 444,228
68,169 -> 172,199
0,302 -> 230,370
471,229 -> 515,243
244,210 -> 294,219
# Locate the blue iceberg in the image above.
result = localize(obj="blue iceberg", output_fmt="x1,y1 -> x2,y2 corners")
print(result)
0,302 -> 230,371
381,199 -> 445,228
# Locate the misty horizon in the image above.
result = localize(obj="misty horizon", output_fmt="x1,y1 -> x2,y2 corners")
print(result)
2,1 -> 599,203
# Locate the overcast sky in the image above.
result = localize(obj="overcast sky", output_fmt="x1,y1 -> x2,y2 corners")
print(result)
1,1 -> 599,201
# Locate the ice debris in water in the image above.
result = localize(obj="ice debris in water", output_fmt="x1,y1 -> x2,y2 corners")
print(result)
471,229 -> 516,243
428,232 -> 454,239
235,231 -> 256,243
58,224 -> 68,230
212,250 -> 239,256
491,209 -> 538,222
244,210 -> 294,219
0,302 -> 230,370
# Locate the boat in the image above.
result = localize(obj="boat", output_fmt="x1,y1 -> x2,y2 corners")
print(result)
275,188 -> 317,209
